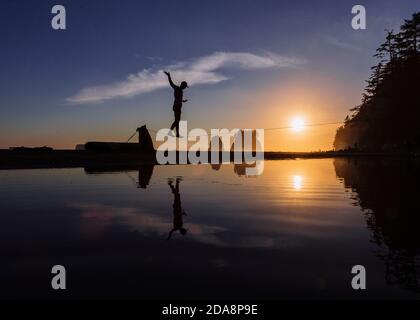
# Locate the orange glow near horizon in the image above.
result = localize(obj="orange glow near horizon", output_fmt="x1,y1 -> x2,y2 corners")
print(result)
245,73 -> 351,152
0,73 -> 350,152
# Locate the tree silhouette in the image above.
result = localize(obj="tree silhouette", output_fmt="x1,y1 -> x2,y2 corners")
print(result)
334,12 -> 420,152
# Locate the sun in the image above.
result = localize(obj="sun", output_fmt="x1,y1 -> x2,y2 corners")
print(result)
291,117 -> 305,132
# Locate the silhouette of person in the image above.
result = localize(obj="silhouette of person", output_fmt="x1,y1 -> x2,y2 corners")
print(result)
164,71 -> 188,138
167,177 -> 188,240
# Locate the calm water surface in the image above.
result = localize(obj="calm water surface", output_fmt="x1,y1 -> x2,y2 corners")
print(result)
0,158 -> 419,299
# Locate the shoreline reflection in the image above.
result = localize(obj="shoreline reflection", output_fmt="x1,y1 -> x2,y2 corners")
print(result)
334,157 -> 420,293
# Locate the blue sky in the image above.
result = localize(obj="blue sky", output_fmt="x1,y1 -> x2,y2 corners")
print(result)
0,0 -> 418,150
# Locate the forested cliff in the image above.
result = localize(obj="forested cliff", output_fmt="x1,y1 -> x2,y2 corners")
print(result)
334,13 -> 420,152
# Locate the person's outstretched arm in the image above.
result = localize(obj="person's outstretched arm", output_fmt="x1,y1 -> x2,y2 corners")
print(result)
164,71 -> 176,89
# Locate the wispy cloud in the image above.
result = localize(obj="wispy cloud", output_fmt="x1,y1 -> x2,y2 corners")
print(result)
324,36 -> 362,52
66,51 -> 304,104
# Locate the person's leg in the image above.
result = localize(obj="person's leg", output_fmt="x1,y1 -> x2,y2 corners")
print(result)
170,120 -> 176,130
174,111 -> 181,137
170,110 -> 178,136
175,122 -> 180,137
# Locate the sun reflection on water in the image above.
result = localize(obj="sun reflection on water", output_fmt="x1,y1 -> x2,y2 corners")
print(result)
293,175 -> 303,190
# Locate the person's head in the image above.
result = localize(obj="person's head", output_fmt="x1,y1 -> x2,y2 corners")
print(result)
180,81 -> 188,90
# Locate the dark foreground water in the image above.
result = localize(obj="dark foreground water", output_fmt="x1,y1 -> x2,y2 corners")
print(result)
0,158 -> 419,299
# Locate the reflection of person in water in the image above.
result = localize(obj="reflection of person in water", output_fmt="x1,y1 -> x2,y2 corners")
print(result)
167,178 -> 187,240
